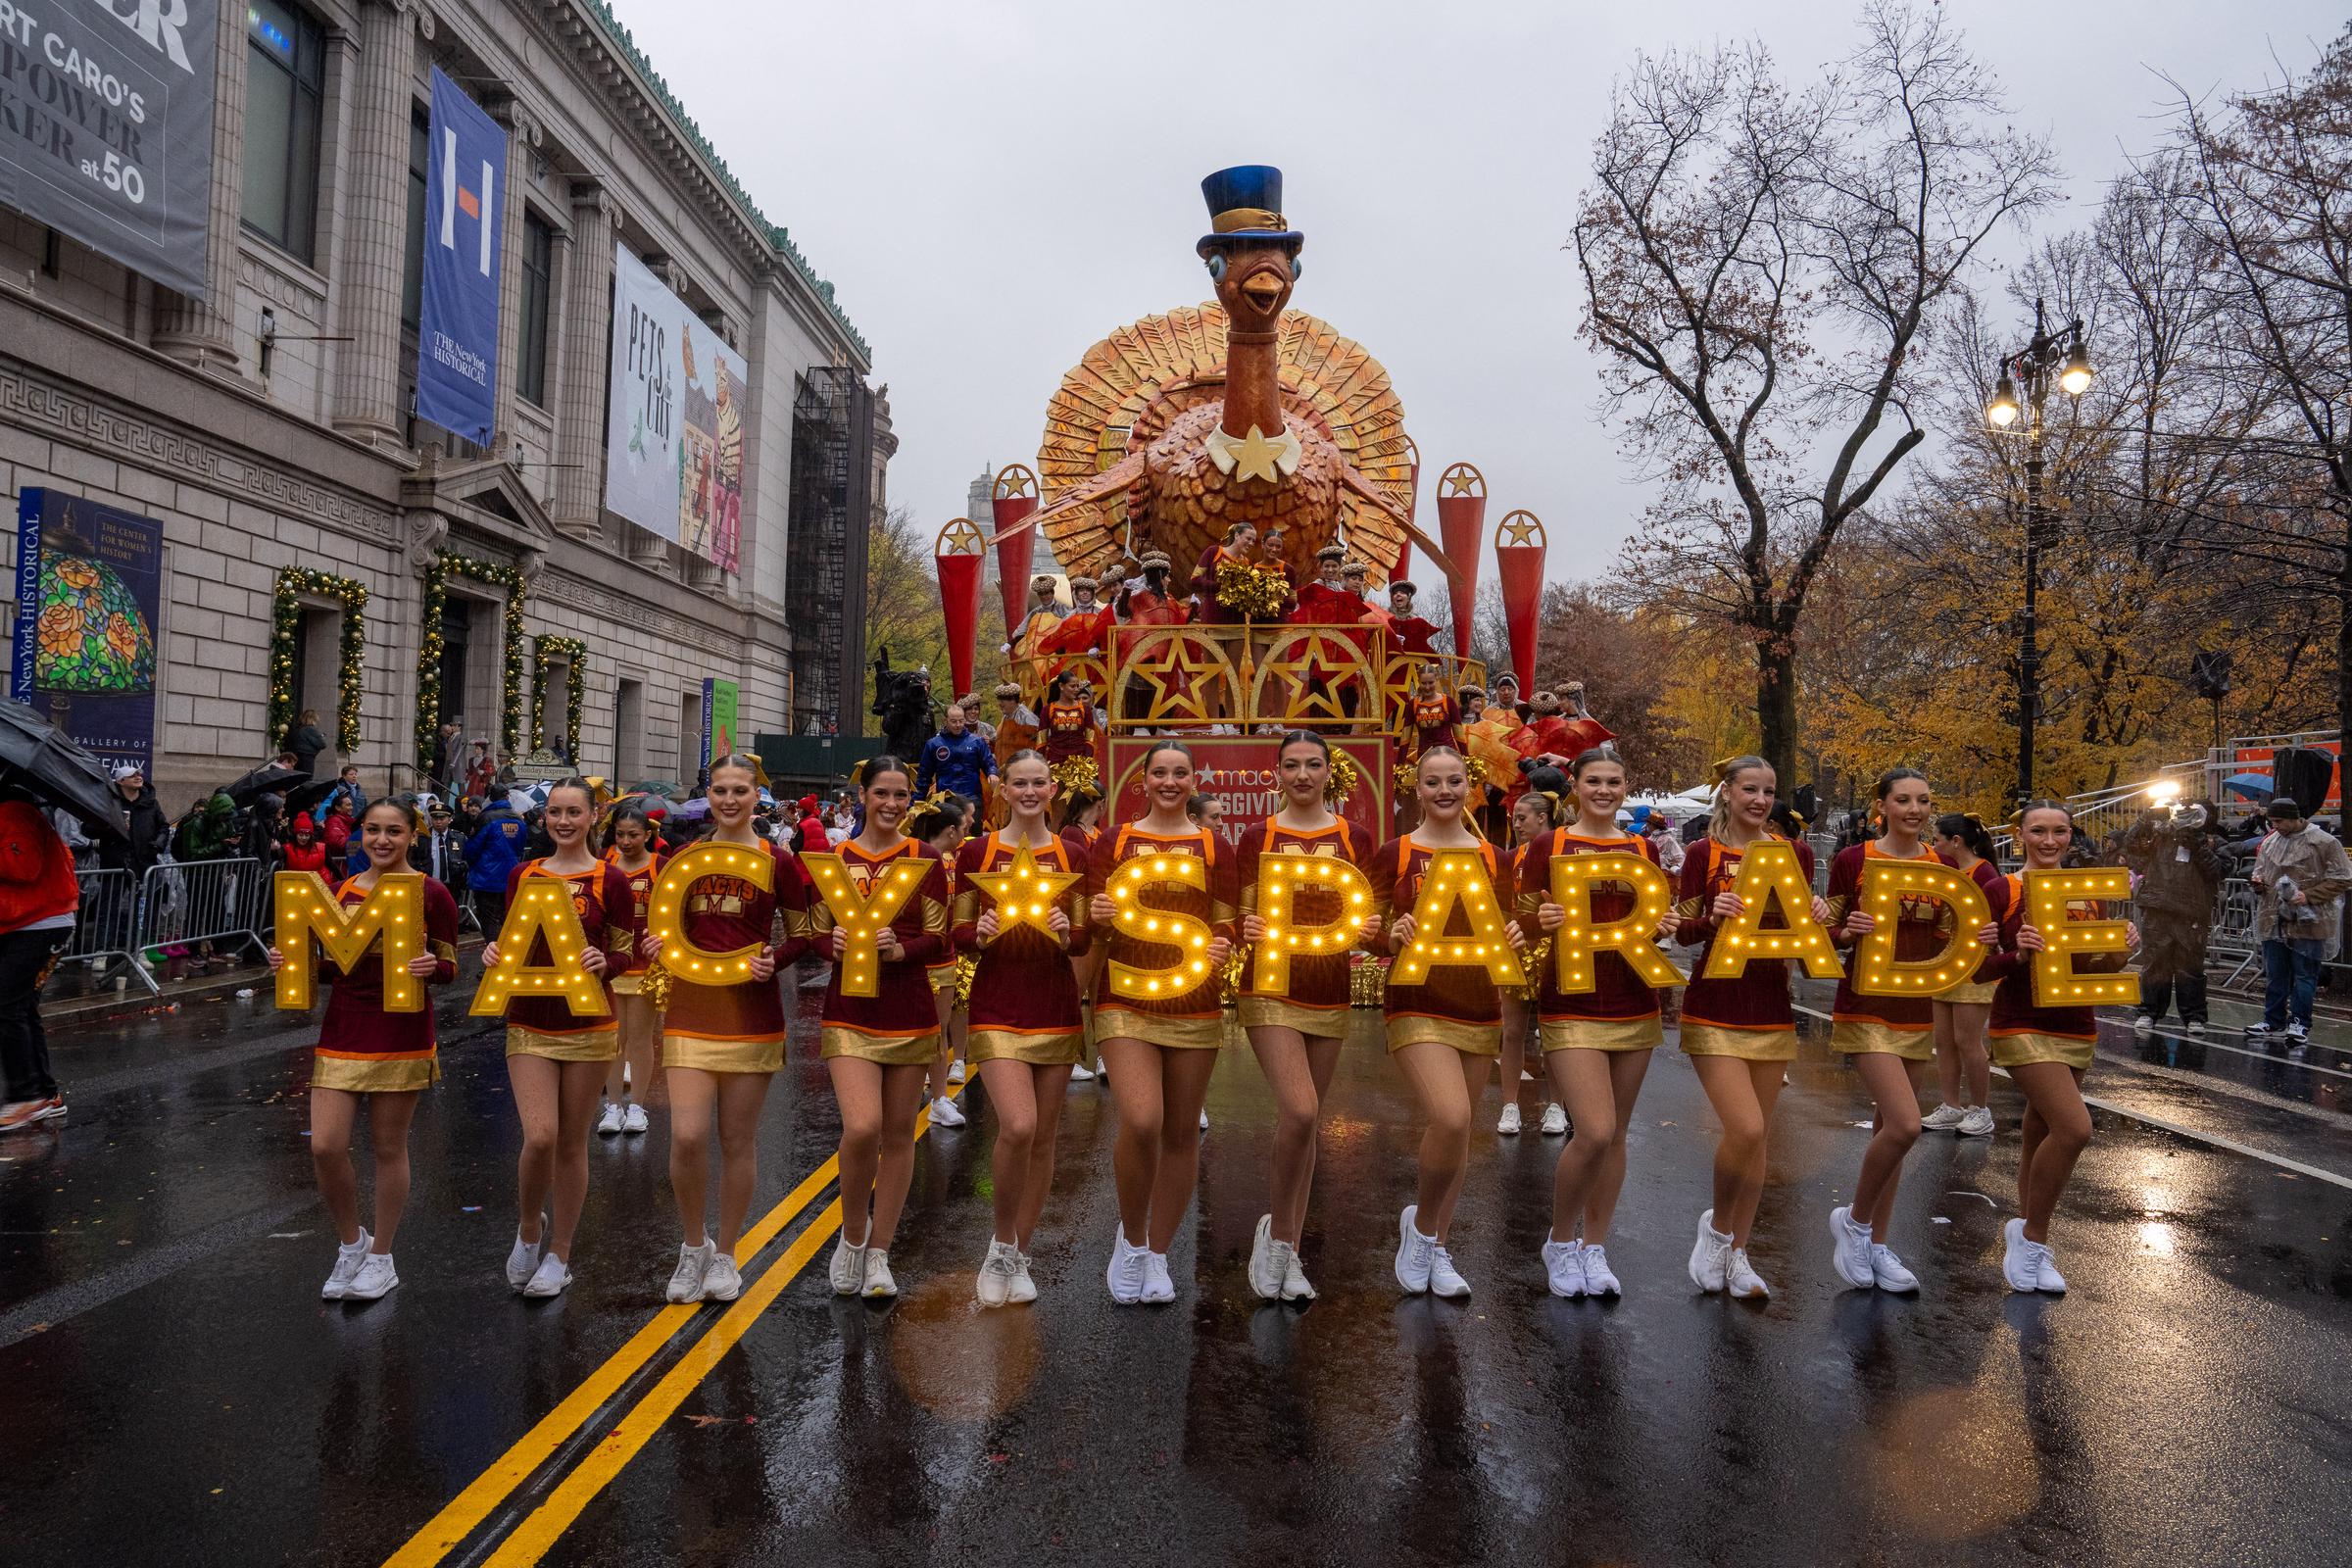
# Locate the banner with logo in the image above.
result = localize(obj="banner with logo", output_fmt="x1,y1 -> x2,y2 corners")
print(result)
1106,735 -> 1390,849
0,0 -> 218,297
700,677 -> 739,771
415,67 -> 505,444
605,244 -> 746,572
11,488 -> 164,774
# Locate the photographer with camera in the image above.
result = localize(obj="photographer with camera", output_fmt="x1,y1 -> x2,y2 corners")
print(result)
2248,797 -> 2352,1049
871,651 -> 937,763
2121,797 -> 2230,1038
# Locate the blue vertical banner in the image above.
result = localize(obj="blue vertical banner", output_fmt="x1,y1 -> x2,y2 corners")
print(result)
416,67 -> 508,445
9,490 -> 165,775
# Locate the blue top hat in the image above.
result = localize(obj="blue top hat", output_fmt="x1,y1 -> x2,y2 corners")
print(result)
1198,165 -> 1304,254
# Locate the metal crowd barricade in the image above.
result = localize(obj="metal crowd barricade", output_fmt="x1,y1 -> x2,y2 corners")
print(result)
136,856 -> 270,970
55,867 -> 161,996
2207,876 -> 2261,988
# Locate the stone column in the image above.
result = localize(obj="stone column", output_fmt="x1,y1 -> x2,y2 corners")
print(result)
153,3 -> 250,373
549,183 -> 614,540
487,97 -> 539,457
331,0 -> 432,450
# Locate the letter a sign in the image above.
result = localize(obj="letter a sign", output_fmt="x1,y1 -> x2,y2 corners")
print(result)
416,67 -> 507,445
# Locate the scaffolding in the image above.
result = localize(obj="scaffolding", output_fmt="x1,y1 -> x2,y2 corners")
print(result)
786,368 -> 875,735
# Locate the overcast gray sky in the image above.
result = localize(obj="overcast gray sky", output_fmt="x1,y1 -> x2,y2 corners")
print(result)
608,0 -> 2345,583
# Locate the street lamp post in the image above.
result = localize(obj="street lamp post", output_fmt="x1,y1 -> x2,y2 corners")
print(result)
1985,298 -> 2092,808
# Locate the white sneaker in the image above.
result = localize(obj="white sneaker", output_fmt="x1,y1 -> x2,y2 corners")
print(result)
2284,1020 -> 2310,1046
1248,1213 -> 1284,1300
1726,1249 -> 1769,1299
1142,1250 -> 1176,1303
1281,1248 -> 1316,1302
522,1251 -> 572,1298
860,1250 -> 896,1298
1543,1237 -> 1587,1298
321,1231 -> 370,1299
1497,1102 -> 1523,1136
506,1232 -> 541,1291
1870,1244 -> 1919,1294
1428,1246 -> 1471,1298
1921,1102 -> 1964,1132
666,1240 -> 715,1302
1830,1205 -> 1876,1289
1395,1205 -> 1436,1294
1540,1103 -> 1567,1136
2186,1021 -> 2207,1039
2033,1247 -> 2067,1294
622,1102 -> 650,1135
1580,1244 -> 1621,1298
929,1095 -> 966,1128
829,1234 -> 867,1296
948,1059 -> 966,1085
1199,1108 -> 1209,1131
705,1252 -> 744,1301
597,1102 -> 625,1136
976,1239 -> 1019,1308
1069,1063 -> 1096,1082
2002,1218 -> 2068,1294
1106,1230 -> 1148,1304
1010,1250 -> 1039,1304
2132,1013 -> 2154,1038
344,1252 -> 399,1301
1958,1105 -> 1995,1138
1689,1209 -> 1731,1293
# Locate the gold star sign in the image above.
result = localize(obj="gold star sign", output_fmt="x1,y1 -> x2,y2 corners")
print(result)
1231,425 -> 1284,483
966,842 -> 1080,941
995,465 -> 1037,500
1496,510 -> 1545,549
1440,463 -> 1485,499
936,517 -> 986,556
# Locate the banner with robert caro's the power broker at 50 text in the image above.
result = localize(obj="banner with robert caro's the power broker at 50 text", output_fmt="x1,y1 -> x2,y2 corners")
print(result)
0,0 -> 219,298
604,242 -> 746,573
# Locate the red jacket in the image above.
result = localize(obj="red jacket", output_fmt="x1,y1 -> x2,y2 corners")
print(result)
0,803 -> 81,934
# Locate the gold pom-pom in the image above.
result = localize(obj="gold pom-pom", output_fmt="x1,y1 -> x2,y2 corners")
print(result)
1219,941 -> 1249,1004
1350,954 -> 1390,1007
1324,751 -> 1360,807
1049,753 -> 1099,795
1393,760 -> 1418,794
1214,560 -> 1290,621
956,953 -> 978,1008
639,963 -> 672,1010
1505,936 -> 1550,1000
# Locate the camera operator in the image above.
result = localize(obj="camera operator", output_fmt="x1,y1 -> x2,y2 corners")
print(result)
870,651 -> 937,761
2249,797 -> 2352,1049
2121,798 -> 2230,1038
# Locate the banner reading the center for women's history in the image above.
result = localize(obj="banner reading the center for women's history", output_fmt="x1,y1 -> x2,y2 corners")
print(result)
10,489 -> 164,775
605,244 -> 747,572
415,67 -> 506,445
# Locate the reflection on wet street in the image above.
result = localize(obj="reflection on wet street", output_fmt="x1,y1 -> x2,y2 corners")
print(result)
1,970 -> 2346,1566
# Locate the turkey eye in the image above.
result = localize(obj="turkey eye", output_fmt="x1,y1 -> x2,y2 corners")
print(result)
1288,255 -> 1302,282
1206,253 -> 1227,283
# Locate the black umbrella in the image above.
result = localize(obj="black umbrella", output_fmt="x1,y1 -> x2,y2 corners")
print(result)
283,776 -> 342,819
0,700 -> 125,841
218,762 -> 307,808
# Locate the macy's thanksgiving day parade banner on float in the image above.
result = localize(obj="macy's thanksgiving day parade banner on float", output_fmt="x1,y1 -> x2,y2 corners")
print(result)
271,845 -> 2140,1015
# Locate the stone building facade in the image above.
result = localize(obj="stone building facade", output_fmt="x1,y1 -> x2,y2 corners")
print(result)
0,0 -> 886,807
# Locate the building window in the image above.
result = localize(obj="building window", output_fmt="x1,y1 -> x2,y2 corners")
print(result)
518,214 -> 555,408
402,108 -> 429,335
241,0 -> 326,262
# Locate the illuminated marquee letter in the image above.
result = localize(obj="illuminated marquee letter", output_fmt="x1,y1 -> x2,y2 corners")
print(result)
1698,841 -> 1841,982
1107,854 -> 1215,1001
1391,849 -> 1526,988
1250,852 -> 1375,994
801,851 -> 927,999
272,871 -> 425,1012
2026,867 -> 2142,1008
1549,853 -> 1685,995
963,843 -> 1081,943
469,871 -> 610,1018
650,842 -> 778,986
1850,859 -> 1993,1000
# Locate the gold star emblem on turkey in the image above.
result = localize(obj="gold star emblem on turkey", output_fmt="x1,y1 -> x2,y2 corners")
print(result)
965,843 -> 1081,941
1204,423 -> 1302,485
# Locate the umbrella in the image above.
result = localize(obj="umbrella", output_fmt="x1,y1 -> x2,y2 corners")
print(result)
218,762 -> 306,808
672,798 -> 712,821
628,780 -> 685,800
508,783 -> 550,815
2223,772 -> 2275,801
282,777 -> 342,819
0,699 -> 125,840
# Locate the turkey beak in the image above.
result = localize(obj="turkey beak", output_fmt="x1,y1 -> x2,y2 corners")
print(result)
1238,263 -> 1288,310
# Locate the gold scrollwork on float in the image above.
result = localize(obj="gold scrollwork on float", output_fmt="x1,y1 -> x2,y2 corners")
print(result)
1250,625 -> 1381,730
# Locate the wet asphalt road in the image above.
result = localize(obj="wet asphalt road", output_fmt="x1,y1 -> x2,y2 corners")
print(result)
2,965 -> 2348,1568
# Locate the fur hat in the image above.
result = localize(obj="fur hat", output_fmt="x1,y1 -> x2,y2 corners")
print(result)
1315,542 -> 1347,564
1139,549 -> 1172,572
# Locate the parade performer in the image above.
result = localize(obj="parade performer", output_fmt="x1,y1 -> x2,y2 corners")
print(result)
1823,769 -> 1991,1296
1190,522 -> 1259,625
915,704 -> 998,804
1038,574 -> 1116,683
484,780 -> 637,1299
599,804 -> 664,1136
644,754 -> 802,1306
1675,756 -> 1828,1301
1006,574 -> 1065,689
1039,669 -> 1102,779
990,680 -> 1039,768
1288,544 -> 1362,624
955,751 -> 1092,1306
1405,664 -> 1460,762
1925,811 -> 2004,1138
1234,732 -> 1378,1301
1086,741 -> 1238,1304
1114,551 -> 1192,626
910,795 -> 974,1131
812,756 -> 953,1301
267,800 -> 461,1303
1384,581 -> 1442,657
1496,787 -> 1563,1137
1984,803 -> 2136,1294
1375,746 -> 1527,1298
1523,746 -> 1675,1298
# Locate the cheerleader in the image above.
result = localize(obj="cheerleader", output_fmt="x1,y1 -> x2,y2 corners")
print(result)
266,800 -> 461,1301
1925,812 -> 2004,1137
955,751 -> 1091,1306
811,756 -> 953,1300
642,754 -> 801,1305
482,779 -> 636,1298
1523,745 -> 1675,1298
1039,669 -> 1102,772
1497,788 -> 1564,1137
1086,741 -> 1238,1304
1675,756 -> 1829,1300
1189,522 -> 1257,625
1823,769 -> 1993,1296
1234,732 -> 1378,1301
1984,803 -> 2136,1293
911,795 -> 974,1129
1405,666 -> 1460,762
1374,746 -> 1527,1298
598,804 -> 664,1134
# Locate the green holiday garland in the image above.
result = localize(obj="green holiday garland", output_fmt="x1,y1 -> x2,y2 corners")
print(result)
414,551 -> 528,774
268,567 -> 368,755
531,634 -> 588,763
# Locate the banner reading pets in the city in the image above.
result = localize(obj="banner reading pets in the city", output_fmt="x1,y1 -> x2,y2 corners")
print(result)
604,244 -> 746,573
10,489 -> 163,775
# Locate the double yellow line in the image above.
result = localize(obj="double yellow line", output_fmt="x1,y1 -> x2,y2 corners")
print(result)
384,1093 -> 957,1567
